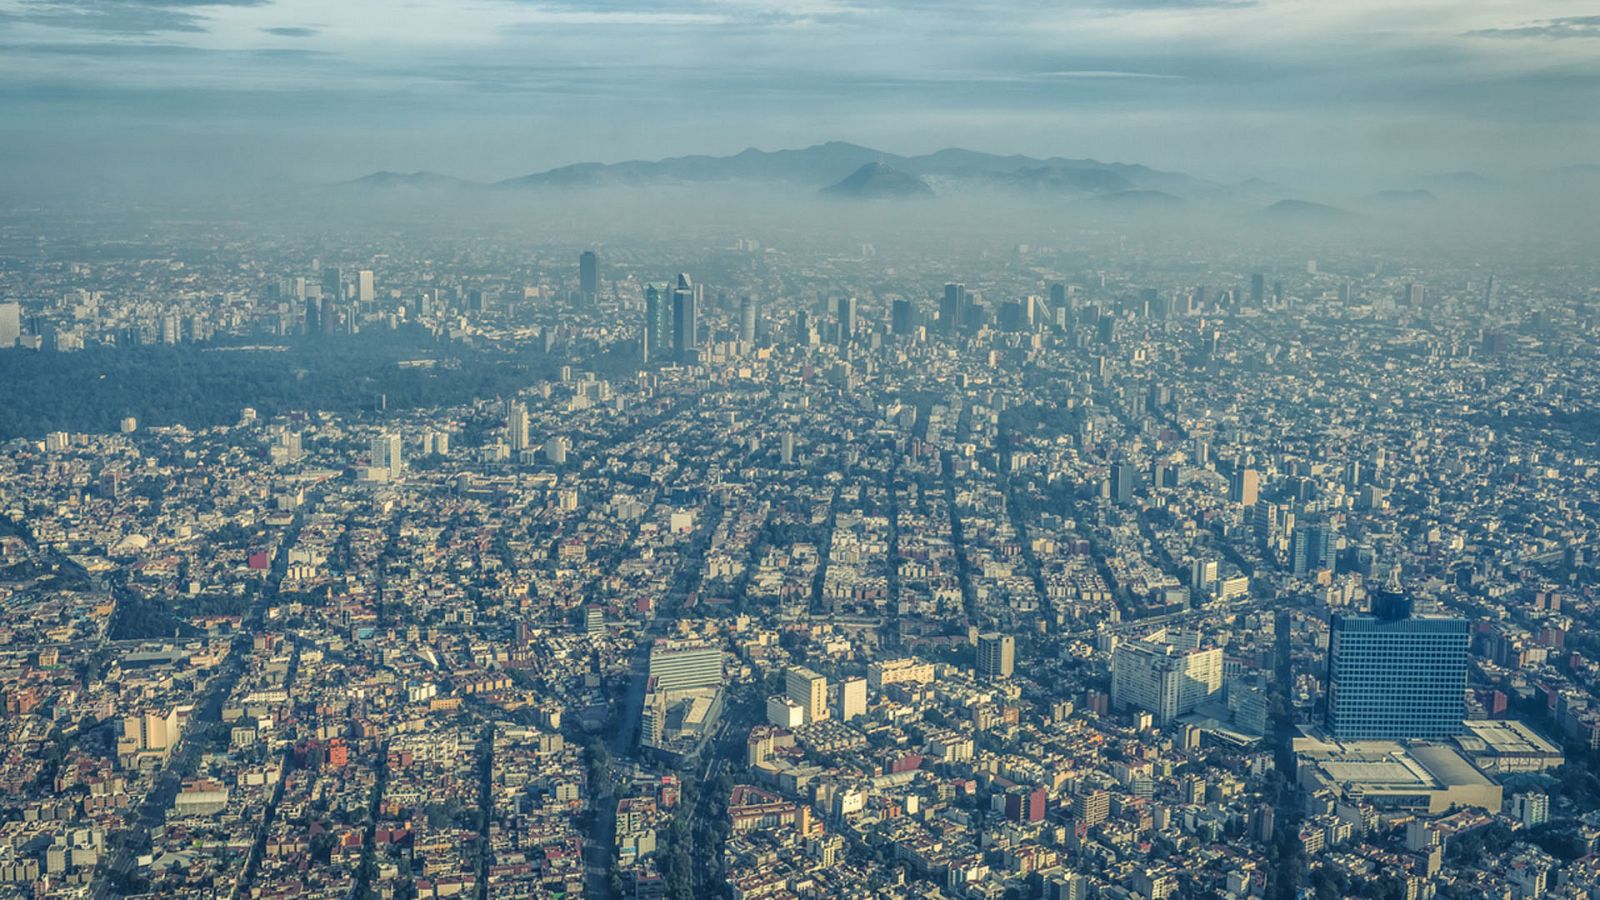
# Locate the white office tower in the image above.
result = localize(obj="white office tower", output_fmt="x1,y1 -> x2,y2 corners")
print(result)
372,432 -> 404,475
507,403 -> 530,452
1111,628 -> 1223,724
356,270 -> 375,303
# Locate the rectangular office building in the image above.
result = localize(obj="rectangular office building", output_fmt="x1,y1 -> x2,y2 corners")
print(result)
1326,611 -> 1468,740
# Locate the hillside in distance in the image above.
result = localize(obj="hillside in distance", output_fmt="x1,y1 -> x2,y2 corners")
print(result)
821,162 -> 934,198
340,141 -> 1212,198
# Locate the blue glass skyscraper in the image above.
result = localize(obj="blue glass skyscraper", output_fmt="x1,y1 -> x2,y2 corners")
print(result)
1325,599 -> 1468,740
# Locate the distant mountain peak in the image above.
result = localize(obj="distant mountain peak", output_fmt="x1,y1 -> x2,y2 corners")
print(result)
1259,198 -> 1359,220
821,162 -> 934,199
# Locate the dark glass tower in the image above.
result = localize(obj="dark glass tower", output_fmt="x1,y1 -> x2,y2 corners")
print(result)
1325,599 -> 1468,740
671,273 -> 697,361
579,250 -> 598,300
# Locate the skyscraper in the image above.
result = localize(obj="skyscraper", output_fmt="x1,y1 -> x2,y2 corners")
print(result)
643,285 -> 669,362
1110,462 -> 1137,505
1325,600 -> 1468,740
507,402 -> 530,452
891,298 -> 914,336
579,250 -> 598,300
941,282 -> 966,335
356,270 -> 375,304
1250,273 -> 1265,307
1111,630 -> 1223,724
1229,467 -> 1260,506
671,273 -> 697,361
322,267 -> 342,302
372,433 -> 404,475
836,295 -> 857,346
1291,523 -> 1333,577
976,633 -> 1015,679
739,295 -> 758,345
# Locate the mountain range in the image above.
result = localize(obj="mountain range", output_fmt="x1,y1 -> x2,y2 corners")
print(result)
335,140 -> 1600,218
339,141 -> 1212,199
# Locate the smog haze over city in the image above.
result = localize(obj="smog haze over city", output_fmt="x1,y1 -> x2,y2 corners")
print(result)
1,2 -> 1598,900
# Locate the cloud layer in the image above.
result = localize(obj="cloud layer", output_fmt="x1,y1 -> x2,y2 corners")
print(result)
1,0 -> 1596,189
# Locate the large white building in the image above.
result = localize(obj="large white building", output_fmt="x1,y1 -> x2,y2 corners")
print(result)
838,677 -> 867,721
786,666 -> 828,724
647,641 -> 724,691
371,432 -> 404,476
1111,629 -> 1223,724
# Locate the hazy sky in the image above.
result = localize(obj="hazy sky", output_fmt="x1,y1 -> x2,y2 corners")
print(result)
0,0 -> 1596,188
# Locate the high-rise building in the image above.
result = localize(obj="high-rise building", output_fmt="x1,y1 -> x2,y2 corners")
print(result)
780,431 -> 795,466
1110,462 -> 1137,505
0,302 -> 20,348
839,677 -> 867,721
1250,273 -> 1265,307
891,299 -> 914,336
1111,629 -> 1223,724
941,282 -> 966,335
671,274 -> 697,361
1407,282 -> 1426,307
1325,599 -> 1468,740
976,633 -> 1016,679
643,285 -> 669,362
322,267 -> 342,302
507,403 -> 530,452
1291,523 -> 1333,577
786,666 -> 828,723
372,433 -> 404,475
1229,467 -> 1260,506
647,641 -> 724,691
356,270 -> 375,304
579,250 -> 598,300
739,295 -> 758,345
836,295 -> 858,346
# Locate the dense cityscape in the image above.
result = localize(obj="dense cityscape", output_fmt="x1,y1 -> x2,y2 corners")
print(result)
0,210 -> 1597,900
